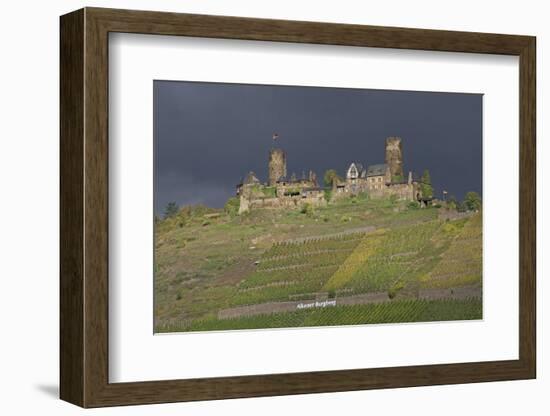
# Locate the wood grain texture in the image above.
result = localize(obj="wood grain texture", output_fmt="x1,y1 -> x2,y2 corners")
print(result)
59,8 -> 84,406
59,7 -> 537,408
518,38 -> 536,375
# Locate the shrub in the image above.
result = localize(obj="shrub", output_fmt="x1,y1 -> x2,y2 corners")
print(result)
407,201 -> 420,210
300,203 -> 314,217
261,186 -> 277,198
388,280 -> 405,299
323,189 -> 332,202
456,201 -> 468,212
224,196 -> 240,217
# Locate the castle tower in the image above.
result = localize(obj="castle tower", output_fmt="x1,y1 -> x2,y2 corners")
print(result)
268,148 -> 286,186
385,137 -> 404,180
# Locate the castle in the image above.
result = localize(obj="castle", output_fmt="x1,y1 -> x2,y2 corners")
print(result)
236,136 -> 422,214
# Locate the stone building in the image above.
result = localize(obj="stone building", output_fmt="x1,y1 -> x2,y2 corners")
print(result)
332,136 -> 419,201
237,147 -> 325,214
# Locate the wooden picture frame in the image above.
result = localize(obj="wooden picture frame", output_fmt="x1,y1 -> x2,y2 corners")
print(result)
60,7 -> 536,408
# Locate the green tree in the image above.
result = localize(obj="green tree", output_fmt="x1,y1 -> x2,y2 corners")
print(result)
163,201 -> 179,219
324,169 -> 341,187
446,194 -> 458,210
464,191 -> 482,211
420,169 -> 433,199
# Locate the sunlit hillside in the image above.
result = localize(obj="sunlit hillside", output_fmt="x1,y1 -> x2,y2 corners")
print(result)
155,196 -> 482,333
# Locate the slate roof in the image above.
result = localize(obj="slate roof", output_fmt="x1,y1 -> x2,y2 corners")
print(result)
243,171 -> 260,185
350,162 -> 364,172
366,163 -> 387,177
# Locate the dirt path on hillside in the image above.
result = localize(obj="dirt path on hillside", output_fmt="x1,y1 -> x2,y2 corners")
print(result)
217,285 -> 481,320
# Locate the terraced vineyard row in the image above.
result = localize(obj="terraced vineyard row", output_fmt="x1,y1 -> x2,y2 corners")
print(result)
239,264 -> 340,289
424,213 -> 482,289
334,221 -> 445,294
234,232 -> 368,305
257,249 -> 354,271
234,217 -> 479,307
264,232 -> 368,258
164,297 -> 482,332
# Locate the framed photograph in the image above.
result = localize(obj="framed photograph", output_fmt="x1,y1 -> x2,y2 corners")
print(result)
60,7 -> 536,407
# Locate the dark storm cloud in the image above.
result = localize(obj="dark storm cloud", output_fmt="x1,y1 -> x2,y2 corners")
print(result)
154,80 -> 482,212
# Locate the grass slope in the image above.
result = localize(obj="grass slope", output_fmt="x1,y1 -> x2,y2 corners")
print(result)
154,198 -> 482,332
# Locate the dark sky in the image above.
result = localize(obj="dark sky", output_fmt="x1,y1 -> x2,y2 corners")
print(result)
154,80 -> 482,212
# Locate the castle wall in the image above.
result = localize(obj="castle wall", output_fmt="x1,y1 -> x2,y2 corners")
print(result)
275,180 -> 316,196
385,183 -> 416,201
238,175 -> 326,214
337,175 -> 416,202
243,194 -> 326,212
238,194 -> 250,214
342,175 -> 387,196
